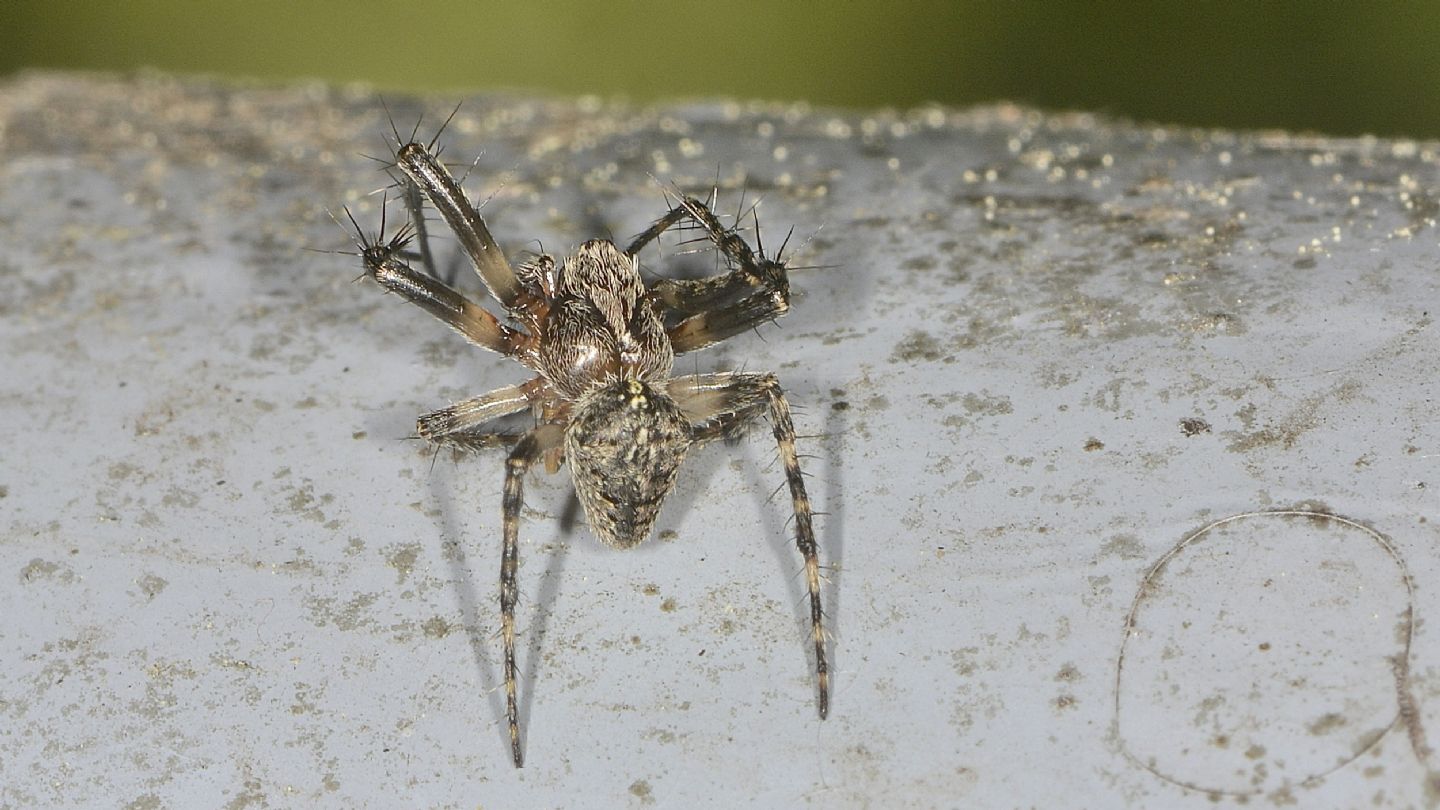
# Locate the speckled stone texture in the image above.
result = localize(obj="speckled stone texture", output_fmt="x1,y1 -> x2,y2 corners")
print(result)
2,71 -> 1438,808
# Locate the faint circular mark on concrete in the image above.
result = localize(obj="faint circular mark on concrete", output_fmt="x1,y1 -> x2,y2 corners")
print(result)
1114,509 -> 1416,796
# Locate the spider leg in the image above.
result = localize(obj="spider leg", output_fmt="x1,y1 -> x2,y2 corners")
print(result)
630,196 -> 791,319
433,431 -> 527,453
416,382 -> 534,444
624,203 -> 688,255
667,287 -> 788,355
501,423 -> 565,768
393,141 -> 525,309
361,237 -> 525,357
669,372 -> 829,719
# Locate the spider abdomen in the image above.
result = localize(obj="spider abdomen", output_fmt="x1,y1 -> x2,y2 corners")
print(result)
565,378 -> 692,548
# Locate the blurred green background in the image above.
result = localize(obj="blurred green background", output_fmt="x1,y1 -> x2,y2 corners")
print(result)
3,1 -> 1439,138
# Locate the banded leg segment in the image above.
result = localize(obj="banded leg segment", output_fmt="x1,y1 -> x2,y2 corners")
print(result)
416,382 -> 534,445
667,288 -> 789,354
669,373 -> 829,718
395,142 -> 523,308
762,378 -> 829,719
500,424 -> 564,768
630,195 -> 791,318
362,241 -> 521,356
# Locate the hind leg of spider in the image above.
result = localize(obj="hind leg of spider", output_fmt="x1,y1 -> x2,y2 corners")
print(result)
669,372 -> 829,718
629,195 -> 792,317
500,423 -> 565,767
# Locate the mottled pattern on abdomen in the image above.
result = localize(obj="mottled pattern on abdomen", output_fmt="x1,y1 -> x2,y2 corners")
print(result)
565,378 -> 692,548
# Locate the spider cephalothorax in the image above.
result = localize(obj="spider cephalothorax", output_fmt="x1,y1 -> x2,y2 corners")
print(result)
348,127 -> 826,768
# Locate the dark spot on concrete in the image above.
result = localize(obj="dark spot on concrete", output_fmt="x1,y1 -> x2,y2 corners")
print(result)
962,392 -> 1011,417
422,616 -> 452,638
1179,417 -> 1211,436
629,779 -> 655,805
20,558 -> 68,584
1308,713 -> 1346,735
1100,534 -> 1145,560
891,329 -> 947,363
136,573 -> 168,600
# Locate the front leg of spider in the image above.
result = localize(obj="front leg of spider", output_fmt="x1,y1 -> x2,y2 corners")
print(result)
350,131 -> 826,769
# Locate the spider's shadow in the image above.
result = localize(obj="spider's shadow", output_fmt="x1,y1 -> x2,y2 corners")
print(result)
516,473 -> 574,756
430,465 -> 502,751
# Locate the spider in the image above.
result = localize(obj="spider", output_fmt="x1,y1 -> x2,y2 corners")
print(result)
346,127 -> 827,768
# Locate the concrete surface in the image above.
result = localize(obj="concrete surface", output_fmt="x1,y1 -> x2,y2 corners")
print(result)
1,72 -> 1438,808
